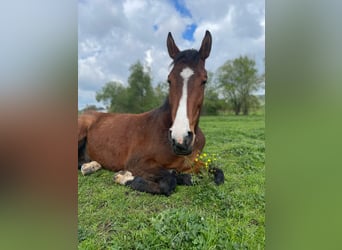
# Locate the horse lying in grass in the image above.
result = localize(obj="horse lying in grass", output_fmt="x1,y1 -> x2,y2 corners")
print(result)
78,30 -> 224,196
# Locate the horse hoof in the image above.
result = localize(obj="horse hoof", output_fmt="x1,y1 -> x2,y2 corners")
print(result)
81,161 -> 102,176
213,168 -> 224,185
113,171 -> 135,185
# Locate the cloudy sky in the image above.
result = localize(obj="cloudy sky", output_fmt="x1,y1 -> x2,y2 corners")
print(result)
78,0 -> 265,110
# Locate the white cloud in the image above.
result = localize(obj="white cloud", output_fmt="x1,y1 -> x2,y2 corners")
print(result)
78,0 -> 265,109
144,49 -> 153,70
123,0 -> 147,18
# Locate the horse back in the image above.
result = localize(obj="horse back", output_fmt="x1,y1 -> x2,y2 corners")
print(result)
78,111 -> 102,143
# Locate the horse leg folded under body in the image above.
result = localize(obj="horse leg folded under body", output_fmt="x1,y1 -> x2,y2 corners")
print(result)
112,167 -> 223,195
80,161 -> 102,176
78,137 -> 91,169
174,173 -> 193,186
113,168 -> 177,196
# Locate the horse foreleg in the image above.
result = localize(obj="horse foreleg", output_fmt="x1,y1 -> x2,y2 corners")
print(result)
113,169 -> 177,196
80,161 -> 102,176
189,158 -> 225,185
209,167 -> 225,185
175,173 -> 193,185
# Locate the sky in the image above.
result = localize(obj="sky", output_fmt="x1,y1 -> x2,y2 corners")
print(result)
78,0 -> 265,110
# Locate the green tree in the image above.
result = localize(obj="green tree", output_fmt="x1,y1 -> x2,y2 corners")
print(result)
202,72 -> 224,115
96,61 -> 159,113
217,56 -> 263,115
95,81 -> 128,112
154,81 -> 169,105
127,61 -> 157,113
80,104 -> 105,113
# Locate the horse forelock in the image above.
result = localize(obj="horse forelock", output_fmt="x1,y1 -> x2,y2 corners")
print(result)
170,49 -> 200,68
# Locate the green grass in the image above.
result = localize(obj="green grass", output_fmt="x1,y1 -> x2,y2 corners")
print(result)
78,115 -> 265,249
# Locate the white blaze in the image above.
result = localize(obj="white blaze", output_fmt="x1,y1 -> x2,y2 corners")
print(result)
170,67 -> 193,144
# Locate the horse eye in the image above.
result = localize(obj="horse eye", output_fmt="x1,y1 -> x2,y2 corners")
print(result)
202,80 -> 207,85
167,80 -> 171,85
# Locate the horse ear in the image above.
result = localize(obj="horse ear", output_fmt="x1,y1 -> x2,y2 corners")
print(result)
199,30 -> 212,60
167,32 -> 180,59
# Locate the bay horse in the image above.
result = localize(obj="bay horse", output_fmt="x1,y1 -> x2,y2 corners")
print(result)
78,30 -> 224,196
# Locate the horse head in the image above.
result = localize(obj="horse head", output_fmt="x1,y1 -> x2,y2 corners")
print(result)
167,30 -> 212,155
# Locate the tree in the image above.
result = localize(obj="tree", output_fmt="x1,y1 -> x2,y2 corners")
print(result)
80,104 -> 105,113
154,81 -> 169,105
96,61 -> 159,113
202,72 -> 224,115
217,56 -> 263,115
95,81 -> 128,113
126,61 -> 157,113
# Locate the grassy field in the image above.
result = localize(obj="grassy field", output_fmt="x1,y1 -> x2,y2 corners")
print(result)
78,115 -> 265,249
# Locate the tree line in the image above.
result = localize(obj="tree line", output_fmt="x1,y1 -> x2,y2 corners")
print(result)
83,55 -> 264,115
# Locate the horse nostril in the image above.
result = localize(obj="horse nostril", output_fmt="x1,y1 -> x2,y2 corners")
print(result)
185,131 -> 193,146
187,131 -> 193,140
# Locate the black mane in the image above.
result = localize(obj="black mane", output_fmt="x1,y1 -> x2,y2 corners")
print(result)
172,49 -> 200,66
158,96 -> 171,112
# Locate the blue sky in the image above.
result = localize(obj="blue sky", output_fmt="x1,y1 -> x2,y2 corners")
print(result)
171,0 -> 197,41
172,0 -> 192,18
78,0 -> 265,109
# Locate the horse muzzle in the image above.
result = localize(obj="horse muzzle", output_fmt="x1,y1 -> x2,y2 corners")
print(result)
169,131 -> 194,155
